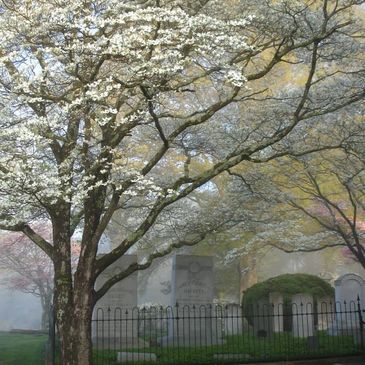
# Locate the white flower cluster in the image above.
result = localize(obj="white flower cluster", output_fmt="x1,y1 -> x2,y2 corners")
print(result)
0,0 -> 254,227
225,69 -> 248,88
0,1 -> 253,89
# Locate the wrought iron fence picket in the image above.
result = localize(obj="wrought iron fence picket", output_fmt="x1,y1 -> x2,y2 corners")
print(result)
88,300 -> 364,365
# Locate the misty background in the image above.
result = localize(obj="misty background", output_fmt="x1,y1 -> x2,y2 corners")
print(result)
2,248 -> 364,331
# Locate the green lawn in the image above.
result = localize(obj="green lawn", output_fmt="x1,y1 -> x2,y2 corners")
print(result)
93,331 -> 362,365
0,330 -> 361,365
0,332 -> 47,365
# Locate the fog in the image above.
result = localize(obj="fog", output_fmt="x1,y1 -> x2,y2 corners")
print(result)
258,248 -> 365,283
138,257 -> 173,306
1,247 -> 365,331
0,288 -> 42,331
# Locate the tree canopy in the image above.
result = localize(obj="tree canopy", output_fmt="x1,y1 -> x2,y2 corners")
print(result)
0,1 -> 364,364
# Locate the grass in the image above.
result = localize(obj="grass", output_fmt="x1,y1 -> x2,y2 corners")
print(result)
0,331 -> 47,365
93,330 -> 362,365
0,330 -> 361,365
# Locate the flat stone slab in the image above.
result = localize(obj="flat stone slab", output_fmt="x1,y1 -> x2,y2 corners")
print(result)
213,353 -> 252,361
157,335 -> 225,347
117,352 -> 157,362
93,337 -> 149,349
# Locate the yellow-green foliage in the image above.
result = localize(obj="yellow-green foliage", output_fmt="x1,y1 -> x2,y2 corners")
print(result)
242,273 -> 334,307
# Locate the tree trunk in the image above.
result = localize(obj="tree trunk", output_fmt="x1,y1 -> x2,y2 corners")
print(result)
40,304 -> 49,331
55,285 -> 94,365
40,291 -> 53,331
51,194 -> 103,364
51,205 -> 96,365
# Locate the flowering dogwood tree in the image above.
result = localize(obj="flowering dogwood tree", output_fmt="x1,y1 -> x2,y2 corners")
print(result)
0,0 -> 365,364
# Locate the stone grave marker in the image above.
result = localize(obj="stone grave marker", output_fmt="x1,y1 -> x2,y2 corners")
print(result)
269,292 -> 283,333
92,255 -> 141,348
171,255 -> 214,306
329,273 -> 365,339
117,352 -> 157,363
159,255 -> 224,346
317,297 -> 334,330
224,304 -> 249,335
335,273 -> 365,310
292,293 -> 314,338
252,298 -> 273,338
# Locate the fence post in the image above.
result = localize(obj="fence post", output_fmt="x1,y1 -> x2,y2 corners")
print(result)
357,295 -> 364,351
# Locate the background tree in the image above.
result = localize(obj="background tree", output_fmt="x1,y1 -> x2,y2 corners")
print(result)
256,146 -> 365,269
0,223 -> 80,330
0,225 -> 53,330
0,1 -> 364,364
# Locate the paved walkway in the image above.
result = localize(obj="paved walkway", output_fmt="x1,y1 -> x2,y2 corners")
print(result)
243,357 -> 365,365
331,363 -> 364,365
331,363 -> 365,365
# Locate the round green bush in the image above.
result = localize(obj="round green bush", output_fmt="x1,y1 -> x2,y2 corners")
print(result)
242,273 -> 334,308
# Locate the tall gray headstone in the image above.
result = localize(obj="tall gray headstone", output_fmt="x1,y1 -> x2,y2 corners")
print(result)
92,255 -> 140,348
317,297 -> 334,330
159,255 -> 224,346
224,304 -> 249,335
330,273 -> 365,339
335,273 -> 365,309
292,293 -> 314,338
171,255 -> 214,306
269,292 -> 284,333
252,298 -> 273,338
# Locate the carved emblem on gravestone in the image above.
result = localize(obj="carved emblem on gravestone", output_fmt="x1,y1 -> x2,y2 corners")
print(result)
178,261 -> 205,289
160,281 -> 171,295
189,261 -> 201,273
173,257 -> 214,304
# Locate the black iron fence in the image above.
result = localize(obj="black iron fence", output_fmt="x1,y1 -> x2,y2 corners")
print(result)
91,298 -> 365,365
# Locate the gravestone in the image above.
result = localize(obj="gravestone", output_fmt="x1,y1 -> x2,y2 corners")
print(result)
292,293 -> 314,338
159,255 -> 224,346
329,273 -> 365,339
251,298 -> 273,338
224,304 -> 249,335
269,292 -> 283,333
335,273 -> 365,310
92,255 -> 140,348
117,352 -> 157,363
317,297 -> 334,330
171,255 -> 214,306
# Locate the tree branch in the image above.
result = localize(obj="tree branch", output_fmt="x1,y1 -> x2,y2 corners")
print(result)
0,222 -> 54,260
94,233 -> 207,302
